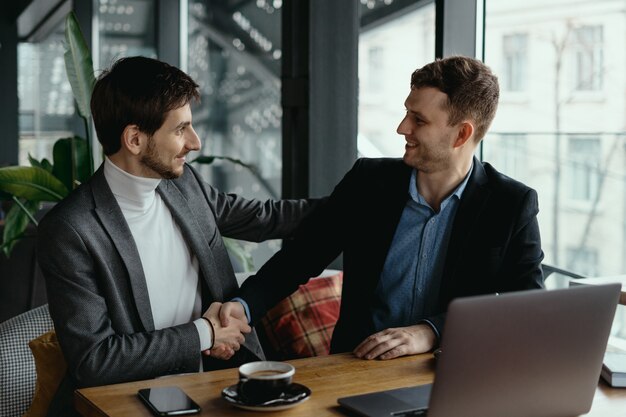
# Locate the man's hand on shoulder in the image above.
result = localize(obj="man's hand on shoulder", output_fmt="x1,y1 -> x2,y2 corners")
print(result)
353,324 -> 436,360
202,302 -> 251,360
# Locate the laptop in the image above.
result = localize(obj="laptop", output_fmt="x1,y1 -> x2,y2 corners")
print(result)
338,284 -> 621,417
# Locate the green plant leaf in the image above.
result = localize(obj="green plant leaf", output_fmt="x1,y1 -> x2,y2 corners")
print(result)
52,136 -> 90,190
192,155 -> 279,199
1,200 -> 39,258
0,189 -> 11,201
64,11 -> 96,120
193,156 -> 217,165
0,166 -> 69,201
28,154 -> 53,173
192,155 -> 255,170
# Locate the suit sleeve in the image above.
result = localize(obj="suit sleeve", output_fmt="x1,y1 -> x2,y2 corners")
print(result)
236,160 -> 363,324
38,215 -> 201,387
188,164 -> 322,242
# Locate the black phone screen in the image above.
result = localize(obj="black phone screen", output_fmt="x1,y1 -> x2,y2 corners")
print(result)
137,386 -> 201,416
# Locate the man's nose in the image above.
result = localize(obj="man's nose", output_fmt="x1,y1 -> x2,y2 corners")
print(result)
187,127 -> 201,151
397,115 -> 410,135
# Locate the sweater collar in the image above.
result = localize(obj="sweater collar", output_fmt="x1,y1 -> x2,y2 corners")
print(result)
104,158 -> 161,211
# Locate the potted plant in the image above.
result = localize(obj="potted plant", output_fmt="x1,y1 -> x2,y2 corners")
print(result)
0,12 -> 94,257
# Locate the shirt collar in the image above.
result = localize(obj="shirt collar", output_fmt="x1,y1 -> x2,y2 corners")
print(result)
409,162 -> 474,209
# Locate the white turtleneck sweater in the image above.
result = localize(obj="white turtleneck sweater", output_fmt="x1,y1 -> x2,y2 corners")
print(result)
103,158 -> 212,352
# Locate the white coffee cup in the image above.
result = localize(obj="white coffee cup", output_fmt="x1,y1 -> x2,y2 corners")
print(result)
237,361 -> 295,404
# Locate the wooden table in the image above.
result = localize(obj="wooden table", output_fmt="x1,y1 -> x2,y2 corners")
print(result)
75,353 -> 626,417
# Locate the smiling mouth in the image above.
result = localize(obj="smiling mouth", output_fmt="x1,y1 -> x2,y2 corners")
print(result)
405,142 -> 418,148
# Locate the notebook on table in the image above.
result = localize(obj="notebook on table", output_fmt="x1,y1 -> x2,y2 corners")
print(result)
601,351 -> 626,387
338,284 -> 621,417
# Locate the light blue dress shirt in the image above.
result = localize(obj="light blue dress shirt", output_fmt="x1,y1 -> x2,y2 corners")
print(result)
371,164 -> 473,336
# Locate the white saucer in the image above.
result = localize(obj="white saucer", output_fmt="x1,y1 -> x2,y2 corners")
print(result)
221,382 -> 311,412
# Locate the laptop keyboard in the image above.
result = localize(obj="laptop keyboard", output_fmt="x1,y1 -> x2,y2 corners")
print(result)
391,409 -> 428,417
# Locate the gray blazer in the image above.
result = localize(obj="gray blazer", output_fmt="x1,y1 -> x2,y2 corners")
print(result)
37,163 -> 310,412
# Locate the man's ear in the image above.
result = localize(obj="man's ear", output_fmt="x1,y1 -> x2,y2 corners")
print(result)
453,121 -> 475,148
121,125 -> 144,155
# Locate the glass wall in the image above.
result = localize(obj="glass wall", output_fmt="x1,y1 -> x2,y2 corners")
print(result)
484,0 -> 626,345
18,22 -> 78,166
484,0 -> 626,278
188,0 -> 283,268
96,0 -> 157,69
358,1 -> 436,158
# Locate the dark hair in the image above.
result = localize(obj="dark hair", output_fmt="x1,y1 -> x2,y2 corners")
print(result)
90,56 -> 200,155
410,56 -> 499,141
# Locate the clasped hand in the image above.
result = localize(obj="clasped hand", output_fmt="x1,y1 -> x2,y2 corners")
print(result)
201,301 -> 250,360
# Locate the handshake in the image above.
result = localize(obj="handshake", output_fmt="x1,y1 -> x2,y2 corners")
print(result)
201,301 -> 250,360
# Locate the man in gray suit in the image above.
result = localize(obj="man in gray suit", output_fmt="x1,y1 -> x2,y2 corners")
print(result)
37,56 -> 311,415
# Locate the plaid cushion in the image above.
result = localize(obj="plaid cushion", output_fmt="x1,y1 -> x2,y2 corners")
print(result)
260,272 -> 342,359
0,306 -> 53,417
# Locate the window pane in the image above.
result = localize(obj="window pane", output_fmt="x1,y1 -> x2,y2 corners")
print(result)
502,34 -> 527,91
485,0 -> 625,279
483,134 -> 528,181
485,0 -> 626,349
358,2 -> 436,158
96,0 -> 157,68
18,23 -> 77,166
566,246 -> 598,277
573,25 -> 603,91
567,137 -> 600,202
188,0 -> 282,269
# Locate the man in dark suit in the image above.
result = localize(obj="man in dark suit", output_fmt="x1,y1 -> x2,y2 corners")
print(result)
37,56 -> 312,415
219,56 -> 544,360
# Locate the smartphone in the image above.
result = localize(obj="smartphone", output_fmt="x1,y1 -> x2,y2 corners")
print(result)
137,386 -> 201,416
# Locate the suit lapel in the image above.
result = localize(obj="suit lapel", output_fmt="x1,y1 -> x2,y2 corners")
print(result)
91,167 -> 155,331
440,158 -> 491,291
366,161 -> 412,291
157,180 -> 224,302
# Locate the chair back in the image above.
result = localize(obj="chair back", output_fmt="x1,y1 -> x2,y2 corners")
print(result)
0,305 -> 53,417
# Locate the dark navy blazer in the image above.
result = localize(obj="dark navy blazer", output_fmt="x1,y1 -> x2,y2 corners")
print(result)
239,157 -> 545,353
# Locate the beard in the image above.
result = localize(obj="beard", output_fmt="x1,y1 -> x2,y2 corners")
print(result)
140,138 -> 182,179
403,145 -> 451,173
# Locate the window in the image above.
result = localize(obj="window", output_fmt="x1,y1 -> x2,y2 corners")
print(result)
566,247 -> 598,276
188,0 -> 281,198
567,137 -> 600,202
484,134 -> 527,181
96,0 -> 157,68
187,0 -> 282,268
485,0 -> 625,279
367,46 -> 384,92
358,2 -> 435,158
572,25 -> 603,91
18,23 -> 77,166
502,34 -> 527,92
